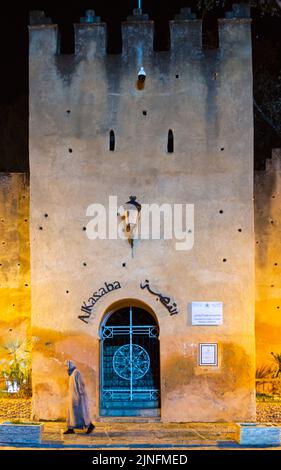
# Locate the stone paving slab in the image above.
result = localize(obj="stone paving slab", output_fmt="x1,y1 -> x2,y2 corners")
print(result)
2,421 -> 279,449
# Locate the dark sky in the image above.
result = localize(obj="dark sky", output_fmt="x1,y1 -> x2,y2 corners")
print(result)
0,1 -> 280,171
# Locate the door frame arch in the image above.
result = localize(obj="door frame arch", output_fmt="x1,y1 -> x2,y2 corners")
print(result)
99,299 -> 161,417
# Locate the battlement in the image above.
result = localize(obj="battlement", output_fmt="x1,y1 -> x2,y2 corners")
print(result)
29,5 -> 252,59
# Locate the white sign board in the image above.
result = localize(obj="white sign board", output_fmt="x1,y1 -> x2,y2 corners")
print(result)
199,343 -> 218,366
191,302 -> 223,326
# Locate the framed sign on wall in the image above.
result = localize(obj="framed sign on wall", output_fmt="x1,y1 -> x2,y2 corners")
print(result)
199,343 -> 218,366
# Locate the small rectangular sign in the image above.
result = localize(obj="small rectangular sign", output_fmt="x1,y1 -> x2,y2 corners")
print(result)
199,343 -> 218,366
191,302 -> 223,326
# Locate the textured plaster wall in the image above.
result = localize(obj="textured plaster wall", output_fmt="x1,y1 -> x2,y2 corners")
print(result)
255,150 -> 281,367
29,17 -> 255,422
0,173 -> 30,371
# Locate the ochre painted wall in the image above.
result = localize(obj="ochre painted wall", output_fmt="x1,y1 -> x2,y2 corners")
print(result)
255,150 -> 281,368
29,14 -> 255,422
0,173 -> 30,378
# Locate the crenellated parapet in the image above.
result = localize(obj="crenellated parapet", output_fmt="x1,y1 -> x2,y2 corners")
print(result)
29,11 -> 59,57
218,3 -> 252,55
170,8 -> 201,56
75,10 -> 107,59
29,6 -> 252,60
121,8 -> 154,59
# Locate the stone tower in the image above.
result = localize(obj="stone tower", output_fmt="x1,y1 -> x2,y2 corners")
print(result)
29,5 -> 255,422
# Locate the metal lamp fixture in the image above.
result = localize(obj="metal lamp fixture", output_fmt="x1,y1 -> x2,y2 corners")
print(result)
122,196 -> 141,256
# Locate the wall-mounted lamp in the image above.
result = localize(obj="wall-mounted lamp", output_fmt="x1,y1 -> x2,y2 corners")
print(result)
121,196 -> 141,257
138,66 -> 146,83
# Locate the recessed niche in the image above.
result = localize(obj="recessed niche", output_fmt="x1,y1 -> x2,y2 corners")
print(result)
167,130 -> 174,153
109,130 -> 115,151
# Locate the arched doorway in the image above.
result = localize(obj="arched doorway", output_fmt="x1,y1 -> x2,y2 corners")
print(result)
100,304 -> 160,417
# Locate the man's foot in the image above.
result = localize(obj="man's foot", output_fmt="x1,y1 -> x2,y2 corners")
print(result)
63,428 -> 75,434
86,422 -> 95,434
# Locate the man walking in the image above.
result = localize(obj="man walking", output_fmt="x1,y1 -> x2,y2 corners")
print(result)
64,360 -> 95,435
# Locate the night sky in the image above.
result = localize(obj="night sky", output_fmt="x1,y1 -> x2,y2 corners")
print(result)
0,1 -> 280,171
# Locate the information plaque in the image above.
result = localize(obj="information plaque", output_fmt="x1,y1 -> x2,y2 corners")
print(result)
199,343 -> 218,366
191,302 -> 223,326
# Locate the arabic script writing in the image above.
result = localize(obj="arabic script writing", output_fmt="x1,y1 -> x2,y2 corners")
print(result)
140,280 -> 179,315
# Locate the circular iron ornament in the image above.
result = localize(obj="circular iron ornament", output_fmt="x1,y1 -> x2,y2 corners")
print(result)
113,344 -> 150,380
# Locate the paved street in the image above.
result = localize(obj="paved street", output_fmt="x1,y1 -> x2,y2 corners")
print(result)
0,421 -> 281,449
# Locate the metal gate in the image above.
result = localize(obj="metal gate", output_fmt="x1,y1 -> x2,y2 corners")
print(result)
100,306 -> 160,417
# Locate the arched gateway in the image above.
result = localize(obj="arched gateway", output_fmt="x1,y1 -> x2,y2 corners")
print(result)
100,304 -> 160,417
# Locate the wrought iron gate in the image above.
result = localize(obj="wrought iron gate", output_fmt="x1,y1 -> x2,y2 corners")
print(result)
100,306 -> 160,416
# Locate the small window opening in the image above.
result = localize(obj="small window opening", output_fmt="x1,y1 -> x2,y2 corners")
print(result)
109,130 -> 115,151
167,129 -> 174,153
